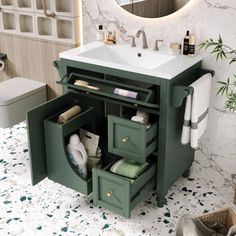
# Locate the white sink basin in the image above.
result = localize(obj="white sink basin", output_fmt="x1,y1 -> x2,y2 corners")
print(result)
79,44 -> 175,70
59,41 -> 203,79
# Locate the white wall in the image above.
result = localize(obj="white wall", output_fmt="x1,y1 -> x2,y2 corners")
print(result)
81,0 -> 236,163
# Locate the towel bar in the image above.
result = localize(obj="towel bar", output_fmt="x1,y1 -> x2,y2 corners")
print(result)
198,69 -> 215,77
172,68 -> 215,108
172,85 -> 193,108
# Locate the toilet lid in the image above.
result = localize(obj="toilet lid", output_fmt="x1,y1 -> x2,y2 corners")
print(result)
0,78 -> 46,105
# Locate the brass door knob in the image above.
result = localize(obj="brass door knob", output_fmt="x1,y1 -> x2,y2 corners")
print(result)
122,136 -> 129,143
106,191 -> 112,197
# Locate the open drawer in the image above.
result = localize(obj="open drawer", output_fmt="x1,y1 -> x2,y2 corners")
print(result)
108,114 -> 158,164
57,72 -> 158,109
93,162 -> 156,218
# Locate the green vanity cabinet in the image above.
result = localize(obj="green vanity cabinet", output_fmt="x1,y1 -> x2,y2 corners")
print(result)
108,114 -> 157,164
27,54 -> 213,217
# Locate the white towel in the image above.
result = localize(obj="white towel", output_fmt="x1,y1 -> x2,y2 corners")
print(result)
181,73 -> 212,149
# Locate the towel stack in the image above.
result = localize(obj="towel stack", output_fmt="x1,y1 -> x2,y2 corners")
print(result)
181,73 -> 212,149
110,159 -> 148,179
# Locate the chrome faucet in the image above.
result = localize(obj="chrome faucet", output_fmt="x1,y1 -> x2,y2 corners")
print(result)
136,30 -> 148,49
154,39 -> 164,51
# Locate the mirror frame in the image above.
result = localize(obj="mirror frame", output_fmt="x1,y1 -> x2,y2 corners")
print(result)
116,0 -> 190,18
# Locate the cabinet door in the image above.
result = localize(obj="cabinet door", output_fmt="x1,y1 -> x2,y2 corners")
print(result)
27,92 -> 79,185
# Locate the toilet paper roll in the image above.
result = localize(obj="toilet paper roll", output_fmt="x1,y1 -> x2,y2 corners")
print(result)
58,105 -> 81,124
0,60 -> 5,71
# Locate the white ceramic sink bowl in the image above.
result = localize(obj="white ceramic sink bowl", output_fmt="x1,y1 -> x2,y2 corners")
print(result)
79,44 -> 175,70
60,42 -> 203,79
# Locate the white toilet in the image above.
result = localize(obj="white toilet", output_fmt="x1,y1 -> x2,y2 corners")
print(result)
0,77 -> 47,128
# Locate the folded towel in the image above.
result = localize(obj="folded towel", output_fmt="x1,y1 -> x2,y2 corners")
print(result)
181,73 -> 212,149
110,159 -> 148,179
58,105 -> 81,124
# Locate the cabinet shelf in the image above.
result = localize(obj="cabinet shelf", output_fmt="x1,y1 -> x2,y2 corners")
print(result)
57,73 -> 159,109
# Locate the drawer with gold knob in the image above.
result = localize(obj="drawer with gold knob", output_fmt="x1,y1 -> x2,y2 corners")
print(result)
92,162 -> 156,218
108,114 -> 158,163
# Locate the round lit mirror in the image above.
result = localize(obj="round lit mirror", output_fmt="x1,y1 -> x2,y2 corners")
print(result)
115,0 -> 190,18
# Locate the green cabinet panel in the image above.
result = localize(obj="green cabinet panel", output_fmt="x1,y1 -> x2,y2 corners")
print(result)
44,106 -> 95,195
27,92 -> 81,185
93,163 -> 156,218
108,115 -> 157,163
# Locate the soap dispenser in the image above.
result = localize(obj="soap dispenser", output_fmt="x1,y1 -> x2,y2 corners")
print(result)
67,134 -> 88,179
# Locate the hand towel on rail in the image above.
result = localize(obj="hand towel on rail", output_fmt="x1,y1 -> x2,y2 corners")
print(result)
181,73 -> 212,149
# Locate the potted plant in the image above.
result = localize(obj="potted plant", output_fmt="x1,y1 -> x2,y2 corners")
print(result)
199,35 -> 236,112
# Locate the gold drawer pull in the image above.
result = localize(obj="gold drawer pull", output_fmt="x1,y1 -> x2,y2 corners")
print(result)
106,191 -> 113,197
122,136 -> 129,143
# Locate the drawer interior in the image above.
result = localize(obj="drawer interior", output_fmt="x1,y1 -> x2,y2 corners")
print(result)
93,159 -> 156,218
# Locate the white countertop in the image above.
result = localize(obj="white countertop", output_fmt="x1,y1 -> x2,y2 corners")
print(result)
59,41 -> 203,80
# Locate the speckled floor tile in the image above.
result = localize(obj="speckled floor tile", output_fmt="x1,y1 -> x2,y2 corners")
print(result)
0,122 -> 235,236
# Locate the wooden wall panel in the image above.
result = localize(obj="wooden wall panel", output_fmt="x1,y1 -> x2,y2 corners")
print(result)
0,33 -> 75,99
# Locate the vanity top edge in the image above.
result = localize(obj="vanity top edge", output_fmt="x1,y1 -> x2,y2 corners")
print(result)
59,41 -> 203,80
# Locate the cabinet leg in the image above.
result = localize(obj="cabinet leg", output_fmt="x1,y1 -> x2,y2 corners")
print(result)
156,195 -> 167,207
182,168 -> 191,178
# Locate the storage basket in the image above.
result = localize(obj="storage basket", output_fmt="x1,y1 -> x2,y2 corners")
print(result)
199,208 -> 236,231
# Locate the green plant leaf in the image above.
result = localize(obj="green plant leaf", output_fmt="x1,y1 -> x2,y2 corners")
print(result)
229,58 -> 236,64
199,42 -> 208,49
200,35 -> 236,111
217,81 -> 227,85
218,34 -> 223,44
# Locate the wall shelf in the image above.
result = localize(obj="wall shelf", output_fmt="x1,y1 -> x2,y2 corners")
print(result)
0,0 -> 80,45
57,19 -> 72,39
35,0 -> 52,13
0,10 -> 18,34
55,0 -> 80,17
36,15 -> 53,38
55,0 -> 72,13
0,0 -> 16,9
17,0 -> 33,12
19,13 -> 35,36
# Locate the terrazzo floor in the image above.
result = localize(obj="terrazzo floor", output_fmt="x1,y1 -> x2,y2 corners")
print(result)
0,122 -> 235,236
